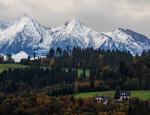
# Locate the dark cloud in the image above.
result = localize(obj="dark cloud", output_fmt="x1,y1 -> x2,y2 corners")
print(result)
0,0 -> 149,37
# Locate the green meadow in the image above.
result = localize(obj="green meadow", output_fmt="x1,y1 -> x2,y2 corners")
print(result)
74,90 -> 150,100
0,64 -> 28,73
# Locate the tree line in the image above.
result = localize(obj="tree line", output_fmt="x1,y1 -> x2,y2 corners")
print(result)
0,93 -> 149,115
0,48 -> 149,94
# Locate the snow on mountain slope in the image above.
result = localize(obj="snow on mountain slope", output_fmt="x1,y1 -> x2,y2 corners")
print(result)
51,19 -> 150,55
12,51 -> 28,62
0,15 -> 53,56
0,21 -> 12,33
0,16 -> 150,56
104,28 -> 150,55
51,18 -> 107,49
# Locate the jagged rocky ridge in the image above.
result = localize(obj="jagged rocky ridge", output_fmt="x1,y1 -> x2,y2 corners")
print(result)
0,15 -> 150,56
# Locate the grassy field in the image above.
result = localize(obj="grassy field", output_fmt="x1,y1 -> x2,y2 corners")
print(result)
0,64 -> 28,73
74,90 -> 150,100
65,68 -> 90,78
77,68 -> 90,78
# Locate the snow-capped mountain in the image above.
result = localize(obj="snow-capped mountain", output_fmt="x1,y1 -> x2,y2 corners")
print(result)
51,18 -> 107,49
104,28 -> 150,55
0,21 -> 12,32
0,15 -> 53,56
51,19 -> 150,55
0,15 -> 150,56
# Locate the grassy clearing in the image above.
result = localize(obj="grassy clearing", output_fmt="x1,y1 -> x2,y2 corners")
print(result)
74,90 -> 150,100
65,68 -> 90,78
74,91 -> 115,99
0,64 -> 28,73
77,68 -> 90,78
131,90 -> 150,100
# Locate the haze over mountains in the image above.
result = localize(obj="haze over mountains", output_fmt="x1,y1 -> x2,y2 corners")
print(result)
0,15 -> 150,57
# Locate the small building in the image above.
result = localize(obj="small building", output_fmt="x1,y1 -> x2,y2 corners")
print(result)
115,90 -> 130,101
119,91 -> 130,100
96,96 -> 109,105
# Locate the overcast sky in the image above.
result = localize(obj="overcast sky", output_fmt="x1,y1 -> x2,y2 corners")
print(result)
0,0 -> 150,37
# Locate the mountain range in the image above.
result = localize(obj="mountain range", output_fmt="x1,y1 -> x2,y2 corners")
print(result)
0,15 -> 150,57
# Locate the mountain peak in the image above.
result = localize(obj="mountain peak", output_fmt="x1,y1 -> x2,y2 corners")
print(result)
19,14 -> 34,23
115,28 -> 144,37
69,17 -> 79,22
0,21 -> 11,31
64,18 -> 82,27
13,14 -> 41,31
116,28 -> 136,33
115,28 -> 127,32
69,18 -> 81,24
113,28 -> 130,35
61,18 -> 91,34
17,14 -> 40,26
21,13 -> 33,19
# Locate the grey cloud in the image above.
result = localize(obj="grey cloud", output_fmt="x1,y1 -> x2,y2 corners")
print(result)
0,0 -> 149,37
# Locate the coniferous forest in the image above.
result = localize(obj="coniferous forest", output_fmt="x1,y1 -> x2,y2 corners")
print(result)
0,48 -> 150,115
